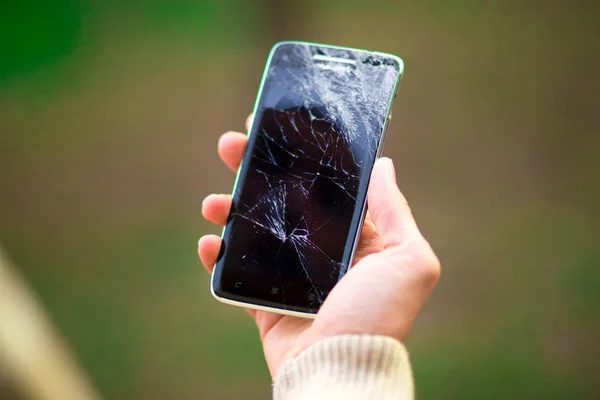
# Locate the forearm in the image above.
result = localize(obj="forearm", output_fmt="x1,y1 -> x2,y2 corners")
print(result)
273,335 -> 414,400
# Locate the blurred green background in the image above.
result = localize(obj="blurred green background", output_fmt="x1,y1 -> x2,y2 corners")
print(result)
1,1 -> 599,399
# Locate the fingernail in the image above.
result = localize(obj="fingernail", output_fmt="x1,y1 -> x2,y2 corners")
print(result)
387,158 -> 396,182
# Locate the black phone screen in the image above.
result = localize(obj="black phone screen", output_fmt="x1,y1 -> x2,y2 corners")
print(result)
212,42 -> 401,314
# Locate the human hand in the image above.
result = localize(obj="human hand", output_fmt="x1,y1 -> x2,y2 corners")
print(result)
198,117 -> 440,377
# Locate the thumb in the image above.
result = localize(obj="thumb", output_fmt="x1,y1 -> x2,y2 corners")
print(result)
367,157 -> 417,248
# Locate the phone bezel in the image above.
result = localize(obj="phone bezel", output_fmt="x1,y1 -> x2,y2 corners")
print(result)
210,41 -> 404,318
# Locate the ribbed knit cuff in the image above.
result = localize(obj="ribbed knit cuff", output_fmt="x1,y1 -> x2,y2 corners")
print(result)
273,335 -> 413,400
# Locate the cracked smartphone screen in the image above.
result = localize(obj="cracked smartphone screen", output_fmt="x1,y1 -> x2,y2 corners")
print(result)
212,42 -> 402,315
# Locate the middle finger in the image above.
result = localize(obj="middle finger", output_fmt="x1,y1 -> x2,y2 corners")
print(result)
218,131 -> 248,172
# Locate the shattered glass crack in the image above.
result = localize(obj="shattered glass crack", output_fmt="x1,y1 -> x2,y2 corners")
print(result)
227,44 -> 398,307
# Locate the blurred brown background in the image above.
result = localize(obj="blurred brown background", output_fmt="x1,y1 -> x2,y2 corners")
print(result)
1,1 -> 599,399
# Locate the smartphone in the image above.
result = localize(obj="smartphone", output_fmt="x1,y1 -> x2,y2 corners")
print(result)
211,41 -> 403,317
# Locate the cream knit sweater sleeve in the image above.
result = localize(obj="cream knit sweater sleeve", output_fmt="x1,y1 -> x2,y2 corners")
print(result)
273,335 -> 414,400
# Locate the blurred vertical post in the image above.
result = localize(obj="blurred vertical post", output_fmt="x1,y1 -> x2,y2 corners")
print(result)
0,245 -> 100,400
